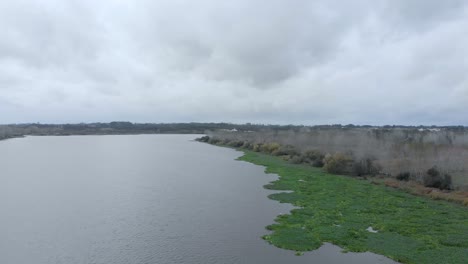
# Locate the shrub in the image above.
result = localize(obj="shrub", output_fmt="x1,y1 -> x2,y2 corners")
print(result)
312,159 -> 324,167
441,174 -> 452,190
272,145 -> 299,156
396,172 -> 410,181
303,150 -> 325,167
352,158 -> 381,176
227,140 -> 244,148
220,139 -> 231,145
289,154 -> 305,164
323,153 -> 353,174
260,142 -> 281,154
197,136 -> 210,142
252,144 -> 262,152
241,141 -> 252,149
423,166 -> 452,190
304,149 -> 324,160
208,138 -> 221,144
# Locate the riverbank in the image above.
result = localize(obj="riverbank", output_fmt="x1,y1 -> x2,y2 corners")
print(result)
202,126 -> 468,192
197,136 -> 468,206
236,151 -> 468,264
0,135 -> 24,141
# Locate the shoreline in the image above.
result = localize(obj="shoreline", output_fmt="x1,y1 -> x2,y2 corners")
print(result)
232,149 -> 468,264
197,136 -> 468,206
0,135 -> 24,141
0,133 -> 203,142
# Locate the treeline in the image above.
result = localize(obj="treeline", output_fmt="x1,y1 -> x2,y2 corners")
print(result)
2,122 -> 466,140
0,122 -> 258,138
198,126 -> 468,191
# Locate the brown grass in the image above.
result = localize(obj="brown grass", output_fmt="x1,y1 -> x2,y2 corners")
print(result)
372,178 -> 468,206
463,198 -> 468,206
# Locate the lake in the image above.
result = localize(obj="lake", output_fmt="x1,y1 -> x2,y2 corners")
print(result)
0,135 -> 396,263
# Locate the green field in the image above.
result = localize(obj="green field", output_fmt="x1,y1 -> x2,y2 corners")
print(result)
237,151 -> 468,264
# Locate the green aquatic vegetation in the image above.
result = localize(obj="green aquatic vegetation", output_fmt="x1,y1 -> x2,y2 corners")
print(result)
237,151 -> 468,264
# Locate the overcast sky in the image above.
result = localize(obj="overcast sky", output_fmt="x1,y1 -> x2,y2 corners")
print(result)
0,0 -> 467,125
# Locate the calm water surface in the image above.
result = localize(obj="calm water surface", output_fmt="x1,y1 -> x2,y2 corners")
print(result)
0,135 -> 396,264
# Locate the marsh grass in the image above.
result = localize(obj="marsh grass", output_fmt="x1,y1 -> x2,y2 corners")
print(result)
238,151 -> 468,264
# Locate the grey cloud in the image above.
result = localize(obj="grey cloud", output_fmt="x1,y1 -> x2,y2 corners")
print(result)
383,0 -> 465,30
0,0 -> 467,125
0,1 -> 102,69
119,0 -> 358,86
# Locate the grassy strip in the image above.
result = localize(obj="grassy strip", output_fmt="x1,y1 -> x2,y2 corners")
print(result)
237,151 -> 468,264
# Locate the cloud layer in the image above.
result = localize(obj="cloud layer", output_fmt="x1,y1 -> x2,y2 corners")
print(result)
1,0 -> 467,125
